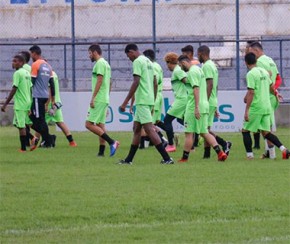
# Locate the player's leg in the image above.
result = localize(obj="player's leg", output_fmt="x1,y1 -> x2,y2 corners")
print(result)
119,121 -> 142,164
56,122 -> 77,147
199,113 -> 227,161
86,102 -> 119,156
14,110 -> 27,152
260,114 -> 289,159
97,123 -> 106,156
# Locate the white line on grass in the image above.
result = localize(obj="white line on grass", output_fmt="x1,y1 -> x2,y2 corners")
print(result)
2,216 -> 289,236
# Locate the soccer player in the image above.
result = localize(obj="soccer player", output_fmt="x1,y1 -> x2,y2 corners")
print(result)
143,49 -> 168,147
248,42 -> 283,159
85,44 -> 119,157
1,55 -> 32,152
163,52 -> 187,152
244,41 -> 261,149
29,45 -> 56,149
181,45 -> 200,148
19,50 -> 37,147
177,55 -> 228,162
197,45 -> 232,159
38,70 -> 77,147
242,52 -> 289,159
119,43 -> 173,165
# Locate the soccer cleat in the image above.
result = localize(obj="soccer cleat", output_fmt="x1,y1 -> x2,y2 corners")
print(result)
117,159 -> 132,165
174,134 -> 179,147
30,137 -> 39,151
178,158 -> 188,163
18,149 -> 26,153
253,146 -> 260,150
110,141 -> 120,157
165,145 -> 176,152
282,149 -> 290,159
218,151 -> 227,161
223,141 -> 232,156
97,153 -> 105,157
160,158 -> 174,164
260,151 -> 270,159
69,141 -> 77,147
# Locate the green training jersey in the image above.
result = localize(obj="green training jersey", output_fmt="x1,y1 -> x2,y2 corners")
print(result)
92,57 -> 111,104
171,65 -> 187,99
186,65 -> 209,114
202,59 -> 218,107
13,67 -> 32,111
257,55 -> 279,83
153,62 -> 163,93
246,66 -> 272,114
23,63 -> 31,73
133,55 -> 155,106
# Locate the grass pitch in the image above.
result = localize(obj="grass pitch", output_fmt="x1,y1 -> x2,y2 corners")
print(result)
1,126 -> 290,243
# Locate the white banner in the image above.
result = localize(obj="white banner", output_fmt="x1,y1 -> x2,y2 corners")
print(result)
60,90 -> 248,132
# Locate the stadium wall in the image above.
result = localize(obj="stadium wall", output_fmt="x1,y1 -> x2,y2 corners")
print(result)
1,0 -> 290,39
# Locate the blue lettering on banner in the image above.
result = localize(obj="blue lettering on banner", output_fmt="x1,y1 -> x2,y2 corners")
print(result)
214,104 -> 234,123
106,106 -> 114,124
119,105 -> 135,123
10,0 -> 28,3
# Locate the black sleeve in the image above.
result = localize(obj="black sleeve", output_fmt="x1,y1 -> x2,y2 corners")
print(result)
49,77 -> 55,97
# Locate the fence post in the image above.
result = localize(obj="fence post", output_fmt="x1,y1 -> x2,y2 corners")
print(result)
71,0 -> 76,92
279,40 -> 283,79
152,0 -> 156,53
236,0 -> 240,90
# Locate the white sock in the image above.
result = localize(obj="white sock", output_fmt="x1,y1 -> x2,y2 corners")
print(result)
264,139 -> 269,151
247,152 -> 254,158
269,146 -> 276,159
279,145 -> 286,152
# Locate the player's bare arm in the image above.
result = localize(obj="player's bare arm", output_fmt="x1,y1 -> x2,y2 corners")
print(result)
1,86 -> 17,112
119,75 -> 140,112
244,88 -> 254,121
193,86 -> 200,120
206,78 -> 213,100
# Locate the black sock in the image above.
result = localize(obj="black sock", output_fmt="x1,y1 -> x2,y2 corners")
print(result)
203,147 -> 211,158
155,143 -> 170,161
20,135 -> 26,151
213,145 -> 221,155
101,133 -> 114,145
194,133 -> 199,147
216,135 -> 227,148
157,131 -> 164,142
66,134 -> 73,142
182,150 -> 190,160
156,121 -> 166,131
264,133 -> 283,148
254,132 -> 260,148
139,136 -> 145,149
98,145 -> 105,155
242,131 -> 252,153
125,144 -> 139,162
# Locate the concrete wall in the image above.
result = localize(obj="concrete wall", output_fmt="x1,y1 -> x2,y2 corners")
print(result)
1,0 -> 290,39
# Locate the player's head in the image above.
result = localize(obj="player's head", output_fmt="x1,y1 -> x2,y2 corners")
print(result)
248,42 -> 263,57
181,45 -> 194,59
125,43 -> 139,62
12,54 -> 25,70
29,45 -> 42,62
164,52 -> 179,71
178,55 -> 191,72
245,40 -> 256,54
143,49 -> 155,62
197,45 -> 210,63
244,52 -> 257,68
19,51 -> 30,64
88,44 -> 102,62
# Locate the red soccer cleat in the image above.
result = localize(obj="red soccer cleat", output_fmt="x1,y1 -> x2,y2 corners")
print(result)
218,151 -> 227,161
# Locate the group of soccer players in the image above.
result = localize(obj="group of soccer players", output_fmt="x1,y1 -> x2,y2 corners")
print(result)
1,45 -> 77,152
2,41 -> 290,162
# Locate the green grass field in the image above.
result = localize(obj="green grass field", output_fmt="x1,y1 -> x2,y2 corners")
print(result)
1,126 -> 290,243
